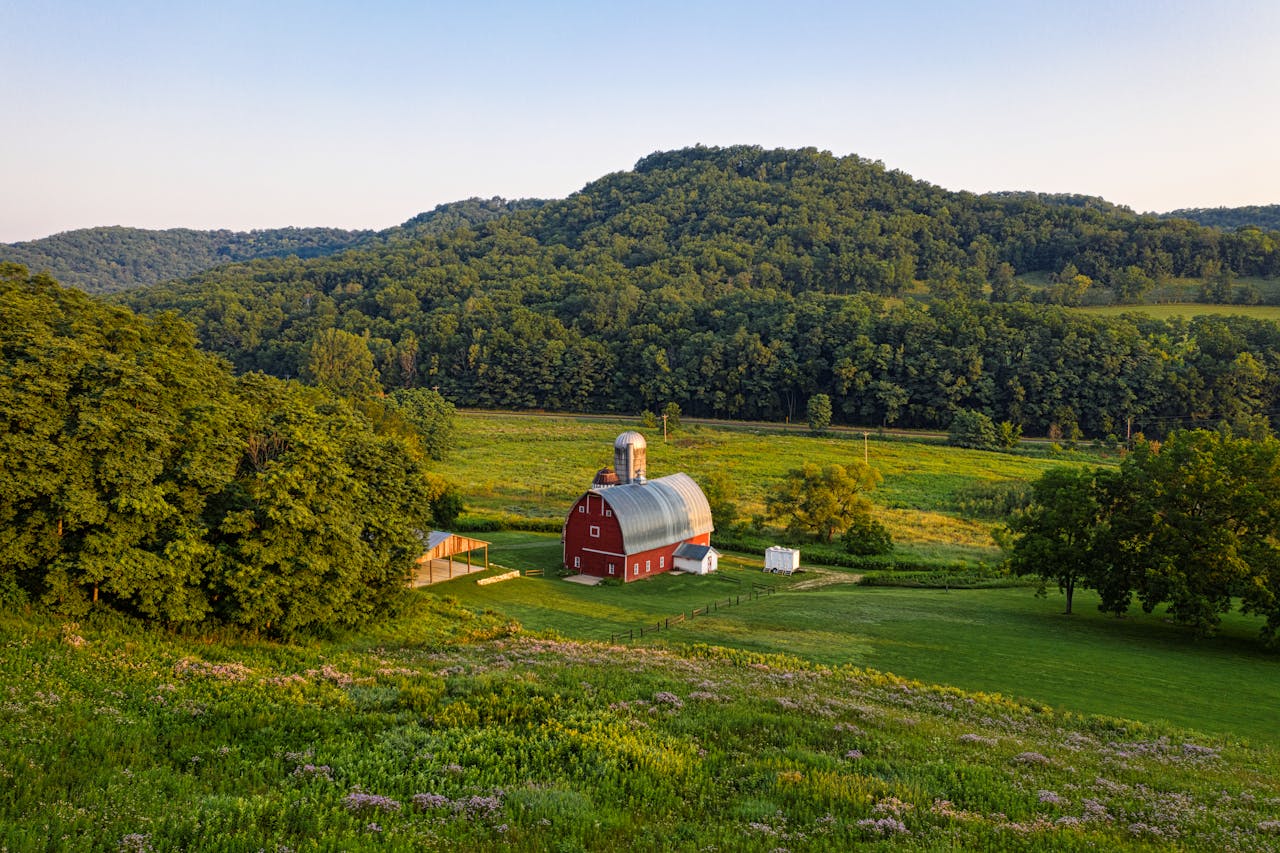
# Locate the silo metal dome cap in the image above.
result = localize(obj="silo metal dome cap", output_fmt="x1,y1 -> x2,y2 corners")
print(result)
614,431 -> 647,449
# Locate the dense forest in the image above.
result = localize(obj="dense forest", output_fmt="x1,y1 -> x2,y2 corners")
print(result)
1161,204 -> 1280,232
0,263 -> 455,632
0,198 -> 542,293
121,146 -> 1280,439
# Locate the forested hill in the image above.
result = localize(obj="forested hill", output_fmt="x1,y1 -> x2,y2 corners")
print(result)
123,145 -> 1280,438
0,226 -> 372,293
1160,204 -> 1280,232
0,198 -> 542,293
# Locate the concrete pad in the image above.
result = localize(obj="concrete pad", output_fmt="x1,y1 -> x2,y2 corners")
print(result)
563,574 -> 604,586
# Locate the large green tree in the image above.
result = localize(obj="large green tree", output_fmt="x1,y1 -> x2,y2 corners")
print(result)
1007,467 -> 1108,614
766,462 -> 882,543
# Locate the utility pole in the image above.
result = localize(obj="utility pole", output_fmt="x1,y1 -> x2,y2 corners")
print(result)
662,413 -> 668,442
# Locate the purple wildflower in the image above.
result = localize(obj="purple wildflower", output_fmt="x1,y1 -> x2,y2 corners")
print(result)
118,834 -> 152,853
344,791 -> 402,813
857,817 -> 909,836
412,793 -> 451,810
653,691 -> 684,709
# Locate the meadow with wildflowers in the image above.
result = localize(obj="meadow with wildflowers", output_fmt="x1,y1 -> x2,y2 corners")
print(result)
4,597 -> 1280,851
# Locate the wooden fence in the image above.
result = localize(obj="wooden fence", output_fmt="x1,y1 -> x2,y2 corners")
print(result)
609,582 -> 775,644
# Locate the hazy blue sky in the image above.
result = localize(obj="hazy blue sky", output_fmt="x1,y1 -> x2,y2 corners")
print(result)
4,1 -> 1278,242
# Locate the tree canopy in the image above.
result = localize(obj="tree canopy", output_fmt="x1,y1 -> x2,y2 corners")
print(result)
766,462 -> 883,544
1005,431 -> 1280,644
0,264 -> 444,633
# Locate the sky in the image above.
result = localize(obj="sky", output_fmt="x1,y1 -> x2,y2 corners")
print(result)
3,0 -> 1279,243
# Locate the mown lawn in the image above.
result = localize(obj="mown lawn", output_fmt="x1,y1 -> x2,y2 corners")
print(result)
441,532 -> 1280,745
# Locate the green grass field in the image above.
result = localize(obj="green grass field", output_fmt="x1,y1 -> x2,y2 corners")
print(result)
439,532 -> 1279,744
1076,302 -> 1280,321
6,413 -> 1280,851
436,414 -> 1100,561
7,601 -> 1279,851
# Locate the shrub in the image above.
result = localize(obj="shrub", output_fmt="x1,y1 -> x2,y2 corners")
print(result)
842,516 -> 893,556
948,410 -> 999,450
806,393 -> 832,433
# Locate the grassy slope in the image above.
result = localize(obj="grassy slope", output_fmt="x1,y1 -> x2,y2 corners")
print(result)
442,533 -> 1280,746
4,604 -> 1279,852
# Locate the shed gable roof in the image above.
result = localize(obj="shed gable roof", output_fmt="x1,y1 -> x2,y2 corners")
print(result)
593,473 -> 713,554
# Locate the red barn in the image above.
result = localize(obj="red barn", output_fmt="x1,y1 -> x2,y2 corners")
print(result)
563,432 -> 714,582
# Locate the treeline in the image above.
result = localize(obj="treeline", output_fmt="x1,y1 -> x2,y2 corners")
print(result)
123,253 -> 1280,438
1008,431 -> 1280,645
0,264 -> 453,633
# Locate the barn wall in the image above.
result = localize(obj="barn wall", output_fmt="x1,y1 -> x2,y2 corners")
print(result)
564,489 -> 711,582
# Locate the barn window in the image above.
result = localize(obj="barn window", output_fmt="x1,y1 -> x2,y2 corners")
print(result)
573,556 -> 580,568
578,505 -> 585,513
645,560 -> 651,572
589,525 -> 600,538
608,563 -> 615,575
660,556 -> 665,568
605,509 -> 612,517
633,564 -> 639,576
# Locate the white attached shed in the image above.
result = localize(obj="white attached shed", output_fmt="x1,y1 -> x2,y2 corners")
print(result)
673,543 -> 720,575
764,546 -> 800,575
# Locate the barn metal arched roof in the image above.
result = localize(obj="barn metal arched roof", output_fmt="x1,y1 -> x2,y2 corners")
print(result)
596,473 -> 713,554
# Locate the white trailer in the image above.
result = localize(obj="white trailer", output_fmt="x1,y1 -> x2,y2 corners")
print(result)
764,546 -> 800,575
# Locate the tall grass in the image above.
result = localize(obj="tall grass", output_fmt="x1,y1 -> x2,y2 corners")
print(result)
3,604 -> 1278,851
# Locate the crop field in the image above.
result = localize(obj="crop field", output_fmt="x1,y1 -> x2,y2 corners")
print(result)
441,532 -> 1280,746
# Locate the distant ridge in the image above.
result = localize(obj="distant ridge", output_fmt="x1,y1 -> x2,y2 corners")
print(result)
1159,204 -> 1280,231
0,197 -> 543,293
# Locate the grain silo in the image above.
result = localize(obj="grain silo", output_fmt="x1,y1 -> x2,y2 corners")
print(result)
613,431 -> 647,485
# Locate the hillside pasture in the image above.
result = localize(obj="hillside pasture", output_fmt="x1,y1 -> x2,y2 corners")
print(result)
441,532 -> 1280,745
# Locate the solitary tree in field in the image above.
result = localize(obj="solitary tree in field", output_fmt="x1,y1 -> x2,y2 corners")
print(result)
766,462 -> 882,543
1006,467 -> 1106,615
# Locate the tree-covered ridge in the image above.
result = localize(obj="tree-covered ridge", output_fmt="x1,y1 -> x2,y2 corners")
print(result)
0,225 -> 373,293
0,263 -> 448,633
120,147 -> 1280,439
1161,204 -> 1280,232
0,198 -> 545,294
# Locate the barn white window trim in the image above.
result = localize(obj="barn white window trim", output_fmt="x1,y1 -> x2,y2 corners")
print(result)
608,563 -> 615,575
605,509 -> 612,517
633,563 -> 639,576
659,556 -> 665,568
578,505 -> 585,513
645,560 -> 651,572
573,556 -> 580,568
589,525 -> 600,538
